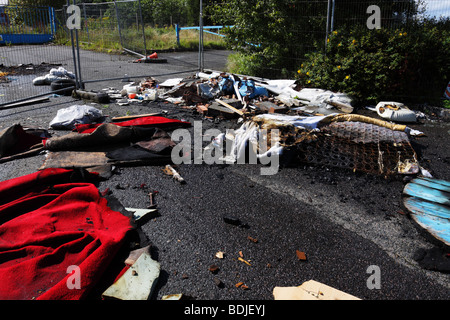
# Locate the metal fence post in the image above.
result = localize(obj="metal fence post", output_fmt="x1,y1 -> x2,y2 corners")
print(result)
176,23 -> 180,46
113,0 -> 124,49
330,0 -> 335,33
137,0 -> 147,57
325,0 -> 331,49
67,0 -> 80,90
74,0 -> 84,89
198,0 -> 204,71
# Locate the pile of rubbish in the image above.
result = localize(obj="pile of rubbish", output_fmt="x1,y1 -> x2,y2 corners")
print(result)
98,71 -> 425,177
1,69 -> 448,300
25,70 -> 429,178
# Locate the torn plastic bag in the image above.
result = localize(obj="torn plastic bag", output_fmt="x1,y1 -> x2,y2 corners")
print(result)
49,105 -> 104,130
258,79 -> 297,95
198,82 -> 221,99
49,67 -> 76,79
239,79 -> 269,99
218,75 -> 236,96
293,88 -> 354,114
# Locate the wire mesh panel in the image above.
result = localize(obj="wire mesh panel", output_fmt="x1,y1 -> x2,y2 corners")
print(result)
0,4 -> 76,106
67,0 -> 203,87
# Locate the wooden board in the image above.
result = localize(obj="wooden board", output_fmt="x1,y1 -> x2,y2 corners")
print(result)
403,177 -> 450,246
40,151 -> 109,169
215,99 -> 244,116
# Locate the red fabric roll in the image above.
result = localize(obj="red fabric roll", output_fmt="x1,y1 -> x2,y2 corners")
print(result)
0,168 -> 132,300
74,116 -> 191,134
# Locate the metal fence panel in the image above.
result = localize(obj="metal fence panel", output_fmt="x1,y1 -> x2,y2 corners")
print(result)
0,4 -> 76,106
66,0 -> 201,86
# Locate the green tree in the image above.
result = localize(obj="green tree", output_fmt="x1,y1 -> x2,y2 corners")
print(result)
186,0 -> 200,26
9,0 -> 67,7
206,0 -> 423,78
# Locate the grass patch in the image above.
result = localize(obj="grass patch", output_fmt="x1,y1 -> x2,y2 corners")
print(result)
55,24 -> 227,54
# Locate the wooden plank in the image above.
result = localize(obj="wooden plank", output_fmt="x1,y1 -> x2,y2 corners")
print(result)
215,99 -> 244,116
412,177 -> 450,192
403,182 -> 450,206
40,151 -> 109,169
207,102 -> 239,119
404,197 -> 450,221
403,177 -> 450,246
404,198 -> 450,246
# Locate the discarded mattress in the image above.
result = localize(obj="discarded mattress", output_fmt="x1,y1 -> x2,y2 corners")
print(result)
0,168 -> 133,300
403,177 -> 450,246
211,113 -> 419,176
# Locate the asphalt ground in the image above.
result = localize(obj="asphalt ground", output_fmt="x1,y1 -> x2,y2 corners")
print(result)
0,48 -> 449,306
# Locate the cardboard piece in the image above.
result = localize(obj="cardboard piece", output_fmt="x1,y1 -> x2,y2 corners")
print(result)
273,280 -> 360,300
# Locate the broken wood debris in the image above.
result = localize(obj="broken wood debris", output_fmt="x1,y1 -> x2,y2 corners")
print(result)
162,164 -> 186,184
296,250 -> 307,261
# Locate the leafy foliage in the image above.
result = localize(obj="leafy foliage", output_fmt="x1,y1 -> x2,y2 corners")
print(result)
296,19 -> 450,105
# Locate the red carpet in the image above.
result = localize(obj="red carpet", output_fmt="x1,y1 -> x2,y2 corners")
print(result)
74,116 -> 191,134
0,168 -> 132,300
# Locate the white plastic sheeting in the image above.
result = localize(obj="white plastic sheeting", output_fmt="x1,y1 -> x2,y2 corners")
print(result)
49,105 -> 103,130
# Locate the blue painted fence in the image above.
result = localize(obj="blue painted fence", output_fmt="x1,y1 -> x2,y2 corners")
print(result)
0,6 -> 56,45
175,24 -> 232,46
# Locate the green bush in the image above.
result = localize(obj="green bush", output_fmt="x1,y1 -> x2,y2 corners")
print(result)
296,20 -> 450,106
